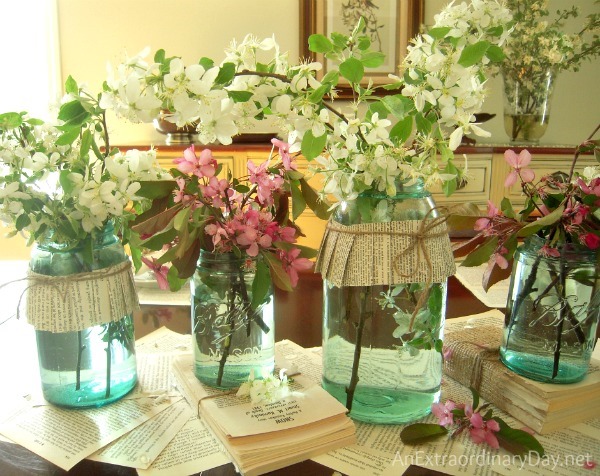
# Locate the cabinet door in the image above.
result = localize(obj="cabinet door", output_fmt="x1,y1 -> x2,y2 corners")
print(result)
429,153 -> 493,210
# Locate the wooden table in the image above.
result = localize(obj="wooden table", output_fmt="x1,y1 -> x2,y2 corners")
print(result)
0,269 -> 497,476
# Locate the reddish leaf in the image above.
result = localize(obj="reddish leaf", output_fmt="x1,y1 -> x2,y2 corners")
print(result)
132,202 -> 183,236
452,233 -> 487,258
482,260 -> 513,292
172,238 -> 202,279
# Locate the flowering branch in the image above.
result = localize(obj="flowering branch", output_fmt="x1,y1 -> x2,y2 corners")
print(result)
401,389 -> 545,457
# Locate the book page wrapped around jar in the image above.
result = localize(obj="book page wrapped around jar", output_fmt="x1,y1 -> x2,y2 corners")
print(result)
25,260 -> 139,333
315,217 -> 456,287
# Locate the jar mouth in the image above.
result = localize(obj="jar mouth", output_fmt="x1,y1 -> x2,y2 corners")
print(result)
525,235 -> 598,260
198,250 -> 257,267
358,178 -> 430,199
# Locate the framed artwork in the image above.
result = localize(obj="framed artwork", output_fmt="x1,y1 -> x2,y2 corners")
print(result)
299,0 -> 424,98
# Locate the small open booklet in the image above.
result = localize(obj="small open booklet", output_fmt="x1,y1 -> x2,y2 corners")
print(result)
171,353 -> 356,476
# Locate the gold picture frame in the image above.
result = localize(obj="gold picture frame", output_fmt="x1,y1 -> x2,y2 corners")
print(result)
300,0 -> 424,98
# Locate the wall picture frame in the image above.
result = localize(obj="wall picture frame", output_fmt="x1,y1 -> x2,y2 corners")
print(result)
300,0 -> 424,98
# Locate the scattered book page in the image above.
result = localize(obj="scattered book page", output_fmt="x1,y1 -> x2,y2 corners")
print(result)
87,397 -> 188,469
136,415 -> 230,476
135,326 -> 191,354
131,348 -> 184,397
454,263 -> 509,308
0,396 -> 176,471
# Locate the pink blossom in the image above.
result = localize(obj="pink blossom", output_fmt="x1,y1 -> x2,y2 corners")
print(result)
583,232 -> 600,250
469,411 -> 500,449
247,159 -> 284,205
492,246 -> 509,269
271,138 -> 297,170
442,346 -> 453,362
279,248 -> 313,287
582,460 -> 597,470
173,145 -> 217,178
474,201 -> 500,232
431,400 -> 456,427
504,149 -> 535,187
141,256 -> 170,290
205,222 -> 230,248
539,244 -> 561,258
578,177 -> 600,197
278,226 -> 297,243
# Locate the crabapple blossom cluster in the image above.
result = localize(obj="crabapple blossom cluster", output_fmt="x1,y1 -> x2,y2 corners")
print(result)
100,0 -> 512,204
236,368 -> 291,405
454,139 -> 600,291
0,110 -> 167,245
432,399 -> 501,449
135,139 -> 314,291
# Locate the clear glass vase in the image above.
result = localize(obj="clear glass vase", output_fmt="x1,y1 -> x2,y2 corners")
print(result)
30,223 -> 138,407
320,181 -> 451,424
502,69 -> 556,144
500,236 -> 599,383
191,251 -> 275,389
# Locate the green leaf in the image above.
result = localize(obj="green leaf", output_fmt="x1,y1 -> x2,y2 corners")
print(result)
458,41 -> 491,67
381,95 -> 405,118
136,180 -> 177,199
389,116 -> 413,145
215,62 -> 235,85
174,206 -> 191,231
79,129 -> 93,158
59,169 -> 75,195
308,34 -> 333,53
339,57 -> 364,84
300,178 -> 331,220
55,127 -> 81,146
485,45 -> 505,62
64,75 -> 78,95
300,130 -> 327,161
427,27 -> 451,40
167,266 -> 187,292
462,236 -> 498,267
357,36 -> 371,51
199,57 -> 214,70
415,113 -> 432,135
141,227 -> 178,251
290,181 -> 307,221
330,32 -> 348,50
470,387 -> 480,410
58,100 -> 89,126
493,417 -> 545,457
229,90 -> 253,102
154,49 -> 166,63
517,204 -> 564,237
0,112 -> 23,130
262,251 -> 293,291
350,16 -> 367,39
400,424 -> 448,445
321,70 -> 340,87
15,213 -> 31,231
500,197 -> 516,219
367,101 -> 390,121
442,162 -> 459,197
308,84 -> 330,103
251,260 -> 272,310
361,51 -> 385,68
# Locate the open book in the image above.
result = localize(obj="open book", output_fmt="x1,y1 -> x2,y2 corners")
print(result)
171,353 -> 355,476
444,311 -> 600,434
